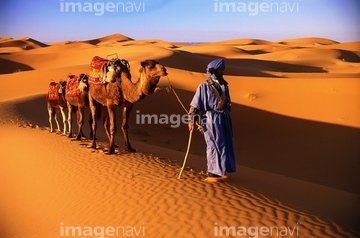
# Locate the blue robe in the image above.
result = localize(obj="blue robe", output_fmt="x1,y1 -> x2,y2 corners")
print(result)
190,78 -> 236,176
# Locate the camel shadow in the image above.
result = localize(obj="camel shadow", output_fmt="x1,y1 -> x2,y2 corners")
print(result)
11,92 -> 360,195
11,95 -> 105,142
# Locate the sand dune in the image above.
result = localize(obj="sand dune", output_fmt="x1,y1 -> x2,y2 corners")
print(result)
217,38 -> 275,45
0,34 -> 359,238
0,36 -> 48,53
84,33 -> 134,46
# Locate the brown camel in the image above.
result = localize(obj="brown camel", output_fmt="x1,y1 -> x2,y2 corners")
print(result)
120,59 -> 168,152
88,57 -> 167,154
88,57 -> 131,154
46,80 -> 67,134
65,73 -> 96,140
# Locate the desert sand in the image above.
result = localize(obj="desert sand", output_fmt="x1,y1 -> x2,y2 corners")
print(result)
0,34 -> 359,238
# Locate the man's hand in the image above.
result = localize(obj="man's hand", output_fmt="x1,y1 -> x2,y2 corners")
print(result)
188,121 -> 203,134
188,121 -> 194,132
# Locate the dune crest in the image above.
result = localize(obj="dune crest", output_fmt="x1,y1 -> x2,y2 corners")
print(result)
84,33 -> 133,45
276,37 -> 339,46
217,38 -> 275,45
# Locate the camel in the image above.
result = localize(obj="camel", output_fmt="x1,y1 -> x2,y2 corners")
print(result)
46,80 -> 68,134
65,73 -> 96,140
120,59 -> 168,152
88,57 -> 131,154
88,57 -> 167,154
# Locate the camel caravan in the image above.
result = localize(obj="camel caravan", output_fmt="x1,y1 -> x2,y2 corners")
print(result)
46,55 -> 168,154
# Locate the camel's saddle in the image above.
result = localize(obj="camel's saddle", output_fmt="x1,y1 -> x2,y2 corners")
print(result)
89,56 -> 114,85
65,73 -> 88,99
88,55 -> 131,85
66,74 -> 79,98
46,82 -> 60,101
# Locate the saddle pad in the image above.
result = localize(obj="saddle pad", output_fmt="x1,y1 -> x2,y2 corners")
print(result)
65,74 -> 79,99
46,82 -> 59,101
89,56 -> 108,81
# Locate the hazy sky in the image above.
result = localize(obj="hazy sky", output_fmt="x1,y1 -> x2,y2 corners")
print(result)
1,0 -> 359,43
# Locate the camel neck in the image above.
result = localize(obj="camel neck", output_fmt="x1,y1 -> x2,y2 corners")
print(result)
120,75 -> 147,103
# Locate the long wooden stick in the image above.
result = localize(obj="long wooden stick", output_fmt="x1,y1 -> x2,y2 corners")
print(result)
177,129 -> 193,179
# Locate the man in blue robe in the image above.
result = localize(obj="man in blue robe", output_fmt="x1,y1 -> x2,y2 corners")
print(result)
188,59 -> 236,182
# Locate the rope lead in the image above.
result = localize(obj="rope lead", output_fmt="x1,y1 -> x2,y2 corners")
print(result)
167,76 -> 189,114
166,75 -> 193,179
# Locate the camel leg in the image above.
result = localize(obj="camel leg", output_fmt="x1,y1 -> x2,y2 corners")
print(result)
67,106 -> 72,137
89,102 -> 101,140
88,109 -> 94,140
54,110 -> 61,132
102,106 -> 120,149
122,101 -> 136,152
89,96 -> 98,149
76,107 -> 85,140
107,105 -> 117,154
67,103 -> 73,138
60,107 -> 67,135
48,106 -> 54,133
102,106 -> 111,142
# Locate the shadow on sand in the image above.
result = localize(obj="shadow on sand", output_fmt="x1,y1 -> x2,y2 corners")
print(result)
12,91 -> 360,195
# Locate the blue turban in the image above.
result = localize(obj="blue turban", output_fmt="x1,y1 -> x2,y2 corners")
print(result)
206,59 -> 225,75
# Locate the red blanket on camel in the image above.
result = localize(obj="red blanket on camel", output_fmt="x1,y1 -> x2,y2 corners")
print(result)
65,74 -> 80,99
46,82 -> 59,101
88,56 -> 108,85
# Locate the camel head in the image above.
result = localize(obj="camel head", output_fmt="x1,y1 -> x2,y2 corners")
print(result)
58,80 -> 67,95
105,58 -> 131,83
139,60 -> 167,95
78,73 -> 89,93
